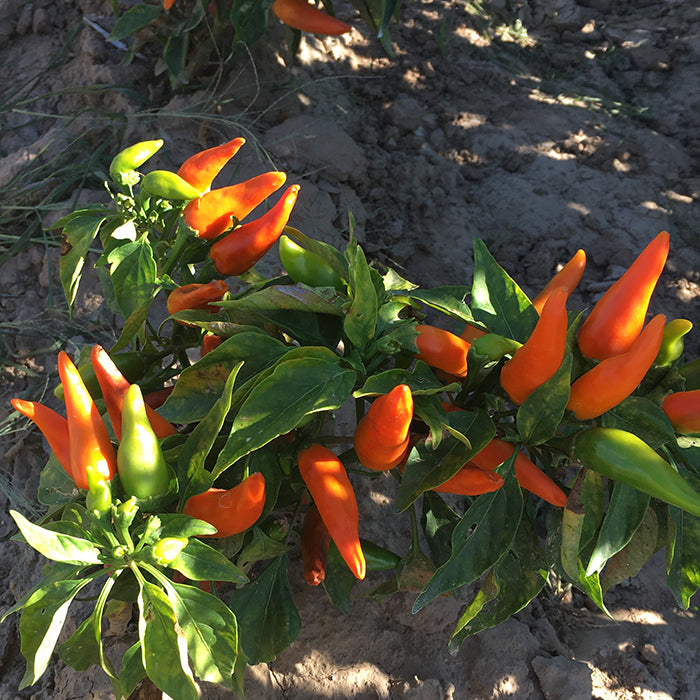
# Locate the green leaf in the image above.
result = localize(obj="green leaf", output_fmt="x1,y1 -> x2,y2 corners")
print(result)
166,582 -> 239,688
323,541 -> 360,613
666,507 -> 700,608
137,578 -> 200,700
110,302 -> 152,352
412,465 -> 524,612
517,354 -> 572,445
601,506 -> 659,592
449,515 -> 546,649
10,510 -> 102,565
560,505 -> 585,582
471,239 -> 538,342
344,241 -> 378,352
236,528 -> 291,571
396,410 -> 495,512
59,214 -> 106,313
109,4 -> 162,41
421,491 -> 461,568
157,514 -> 218,539
353,360 -> 447,397
18,575 -> 99,688
119,643 -> 145,698
408,287 -> 473,323
107,234 -> 157,321
220,284 -> 343,316
228,556 -> 301,664
161,333 -> 286,423
176,364 -> 241,505
585,482 -> 650,576
214,353 -> 356,474
173,539 -> 248,584
38,453 -> 78,506
163,31 -> 189,84
601,396 -> 676,450
230,0 -> 275,47
579,471 -> 607,552
576,562 -> 611,618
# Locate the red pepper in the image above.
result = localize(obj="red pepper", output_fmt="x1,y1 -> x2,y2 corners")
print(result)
301,503 -> 331,586
209,184 -> 300,276
298,444 -> 365,580
11,399 -> 73,479
271,0 -> 352,35
661,389 -> 700,434
200,333 -> 225,358
500,286 -> 569,405
568,314 -> 666,420
470,438 -> 567,507
143,386 -> 174,410
177,137 -> 246,193
577,232 -> 669,360
532,249 -> 586,315
354,384 -> 413,471
166,280 -> 229,316
58,351 -> 117,490
182,171 -> 287,240
182,473 -> 266,538
91,345 -> 177,441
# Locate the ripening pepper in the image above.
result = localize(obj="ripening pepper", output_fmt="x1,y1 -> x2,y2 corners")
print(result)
271,0 -> 352,35
166,280 -> 229,317
469,333 -> 522,363
567,314 -> 666,421
183,171 -> 287,240
298,444 -> 366,580
354,384 -> 413,471
200,332 -> 224,358
470,438 -> 568,507
532,249 -> 586,315
141,170 -> 202,201
575,427 -> 700,517
58,351 -> 117,490
209,184 -> 300,276
500,286 -> 569,405
655,318 -> 693,367
576,231 -> 669,360
460,323 -> 488,344
661,389 -> 700,434
177,137 -> 246,193
11,399 -> 73,478
301,502 -> 331,586
91,345 -> 177,441
183,473 -> 266,537
86,464 -> 112,515
117,384 -> 172,500
109,139 -> 163,185
278,234 -> 343,290
151,537 -> 189,566
432,466 -> 504,496
415,324 -> 471,378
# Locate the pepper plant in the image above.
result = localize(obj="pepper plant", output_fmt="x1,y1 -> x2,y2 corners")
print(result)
3,138 -> 699,698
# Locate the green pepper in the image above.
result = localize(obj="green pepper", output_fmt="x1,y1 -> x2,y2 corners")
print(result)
85,465 -> 112,515
655,318 -> 693,366
279,234 -> 343,290
574,427 -> 700,517
471,333 -> 522,362
54,350 -> 155,401
109,139 -> 164,186
141,170 -> 202,201
117,384 -> 171,500
360,538 -> 401,570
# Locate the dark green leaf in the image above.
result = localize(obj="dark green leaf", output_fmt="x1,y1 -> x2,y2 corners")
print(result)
228,556 -> 301,664
666,507 -> 700,608
119,643 -> 145,698
421,491 -> 461,568
585,482 -> 650,576
471,239 -> 538,342
110,302 -> 152,352
412,465 -> 523,612
354,361 -> 448,397
163,31 -> 189,84
220,284 -> 342,316
107,234 -> 157,321
11,511 -> 102,565
601,397 -> 676,450
579,471 -> 606,552
560,505 -> 585,582
344,241 -> 378,352
449,515 -> 546,648
409,287 -> 472,323
157,514 -> 218,539
324,541 -> 359,613
137,579 -> 199,700
214,353 -> 355,474
230,0 -> 275,47
236,529 -> 291,571
517,354 -> 572,445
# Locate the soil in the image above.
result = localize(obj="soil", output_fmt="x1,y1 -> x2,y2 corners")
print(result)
1,0 -> 699,698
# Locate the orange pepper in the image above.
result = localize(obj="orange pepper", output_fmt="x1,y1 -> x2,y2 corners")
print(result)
532,249 -> 586,315
500,286 -> 569,405
661,389 -> 700,434
301,503 -> 331,586
568,314 -> 666,420
176,137 -> 245,193
166,280 -> 228,316
432,466 -> 504,496
415,325 -> 470,378
298,444 -> 366,580
354,384 -> 413,471
271,0 -> 352,35
577,232 -> 669,360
